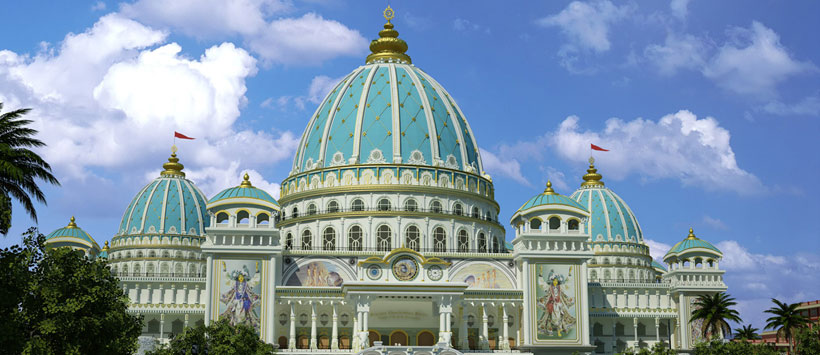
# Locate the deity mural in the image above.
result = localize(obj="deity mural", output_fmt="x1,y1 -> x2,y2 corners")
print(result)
285,261 -> 346,287
689,298 -> 707,345
533,264 -> 578,341
217,260 -> 263,332
452,263 -> 514,289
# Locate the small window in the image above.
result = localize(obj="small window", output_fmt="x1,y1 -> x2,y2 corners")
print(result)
237,210 -> 250,224
404,199 -> 418,212
530,219 -> 542,230
377,198 -> 391,211
433,227 -> 446,252
377,225 -> 392,251
348,226 -> 362,251
323,228 -> 335,251
351,199 -> 365,212
477,233 -> 486,252
292,207 -> 299,218
549,217 -> 560,230
458,230 -> 469,252
307,204 -> 317,215
431,201 -> 443,213
216,212 -> 229,224
327,201 -> 339,213
302,230 -> 312,250
285,233 -> 293,250
471,207 -> 479,218
405,226 -> 420,251
257,213 -> 269,225
568,219 -> 579,230
453,204 -> 463,216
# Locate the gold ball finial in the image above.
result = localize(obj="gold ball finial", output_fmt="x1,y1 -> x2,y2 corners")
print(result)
687,228 -> 697,239
239,172 -> 253,188
103,241 -> 110,250
544,180 -> 557,195
67,216 -> 77,228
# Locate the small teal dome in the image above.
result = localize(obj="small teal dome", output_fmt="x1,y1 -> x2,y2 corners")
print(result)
46,216 -> 99,250
518,181 -> 588,212
665,229 -> 721,256
117,152 -> 209,236
208,173 -> 280,210
651,261 -> 667,272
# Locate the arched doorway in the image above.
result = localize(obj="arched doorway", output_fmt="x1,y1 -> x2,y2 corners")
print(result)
417,330 -> 435,346
277,336 -> 288,349
339,335 -> 350,349
368,330 -> 380,346
319,335 -> 330,349
390,330 -> 408,346
298,335 -> 309,349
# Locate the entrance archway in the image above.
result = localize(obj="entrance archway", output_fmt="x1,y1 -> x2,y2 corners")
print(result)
369,331 -> 380,346
277,336 -> 288,349
417,330 -> 435,346
390,330 -> 408,345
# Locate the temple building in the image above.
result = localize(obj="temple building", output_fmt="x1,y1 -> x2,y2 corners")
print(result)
45,6 -> 727,355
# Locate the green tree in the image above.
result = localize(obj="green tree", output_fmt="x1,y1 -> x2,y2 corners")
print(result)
793,326 -> 820,355
148,318 -> 275,355
0,103 -> 60,235
734,324 -> 761,341
0,228 -> 142,354
690,292 -> 743,340
693,339 -> 779,355
764,298 -> 810,355
617,342 -> 676,354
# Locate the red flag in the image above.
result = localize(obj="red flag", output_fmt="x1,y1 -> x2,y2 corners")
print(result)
174,131 -> 195,140
591,144 -> 608,151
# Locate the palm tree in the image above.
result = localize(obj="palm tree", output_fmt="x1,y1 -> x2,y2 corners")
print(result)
689,292 -> 742,340
733,324 -> 760,341
764,298 -> 810,354
0,102 -> 59,234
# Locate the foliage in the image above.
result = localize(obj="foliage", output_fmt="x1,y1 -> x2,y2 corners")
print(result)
690,292 -> 743,340
0,228 -> 142,354
0,193 -> 11,235
617,342 -> 676,354
693,339 -> 779,355
148,318 -> 275,355
0,102 -> 60,235
793,326 -> 820,355
764,298 -> 810,354
734,324 -> 761,340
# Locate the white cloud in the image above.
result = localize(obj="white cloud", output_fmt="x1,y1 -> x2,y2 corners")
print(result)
702,22 -> 816,98
261,74 -> 343,111
701,216 -> 728,230
549,111 -> 762,194
644,33 -> 707,75
761,95 -> 820,116
537,1 -> 633,53
644,239 -> 672,262
184,162 -> 282,199
544,166 -> 570,192
478,148 -> 529,186
716,240 -> 788,271
453,18 -> 490,34
669,0 -> 690,20
91,1 -> 106,11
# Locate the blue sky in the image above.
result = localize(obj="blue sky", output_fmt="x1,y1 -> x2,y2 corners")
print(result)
1,0 -> 818,330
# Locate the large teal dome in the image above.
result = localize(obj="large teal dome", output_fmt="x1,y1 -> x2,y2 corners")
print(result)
291,20 -> 483,176
117,152 -> 209,236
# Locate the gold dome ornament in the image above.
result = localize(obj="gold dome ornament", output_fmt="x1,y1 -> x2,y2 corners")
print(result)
687,228 -> 698,240
160,145 -> 186,177
67,216 -> 78,228
239,173 -> 253,188
581,156 -> 604,187
544,180 -> 557,195
103,241 -> 109,251
365,5 -> 412,64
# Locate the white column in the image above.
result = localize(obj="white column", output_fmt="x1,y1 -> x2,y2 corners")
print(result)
171,285 -> 177,304
655,317 -> 660,343
159,313 -> 165,339
332,303 -> 340,350
633,317 -> 639,344
481,304 -> 489,350
439,310 -> 446,342
516,304 -> 522,347
288,303 -> 296,350
184,313 -> 189,328
204,254 -> 213,326
501,305 -> 510,350
459,306 -> 468,349
310,302 -> 318,350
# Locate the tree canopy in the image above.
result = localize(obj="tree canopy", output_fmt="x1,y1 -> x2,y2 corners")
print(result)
0,228 -> 142,354
690,292 -> 743,340
764,298 -> 811,354
148,318 -> 275,355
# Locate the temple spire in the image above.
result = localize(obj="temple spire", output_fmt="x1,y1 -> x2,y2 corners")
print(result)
581,156 -> 604,187
239,173 -> 253,188
544,180 -> 557,195
67,216 -> 77,228
160,145 -> 186,178
365,5 -> 412,64
687,228 -> 697,240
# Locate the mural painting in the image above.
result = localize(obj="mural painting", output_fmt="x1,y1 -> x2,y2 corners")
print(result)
532,263 -> 580,342
216,259 -> 264,333
689,297 -> 707,345
452,263 -> 513,289
286,260 -> 346,286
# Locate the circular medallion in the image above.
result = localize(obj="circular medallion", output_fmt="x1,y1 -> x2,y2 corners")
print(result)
367,265 -> 382,280
427,265 -> 443,281
392,257 -> 418,281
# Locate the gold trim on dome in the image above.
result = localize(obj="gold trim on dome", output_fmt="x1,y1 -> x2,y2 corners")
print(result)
581,156 -> 604,187
365,5 -> 412,64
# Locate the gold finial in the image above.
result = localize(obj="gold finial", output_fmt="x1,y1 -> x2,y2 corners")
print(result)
67,216 -> 77,228
366,5 -> 412,64
160,146 -> 186,177
544,180 -> 557,195
581,156 -> 604,187
687,228 -> 697,240
103,241 -> 109,251
239,172 -> 253,188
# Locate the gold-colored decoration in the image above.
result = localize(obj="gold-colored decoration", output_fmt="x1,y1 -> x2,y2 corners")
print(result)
240,173 -> 253,188
103,241 -> 109,251
366,5 -> 412,64
687,228 -> 697,240
160,147 -> 186,178
67,216 -> 78,228
544,180 -> 557,195
580,156 -> 604,187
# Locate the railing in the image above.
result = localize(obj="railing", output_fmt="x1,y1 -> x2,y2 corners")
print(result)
283,245 -> 510,254
113,272 -> 205,278
279,207 -> 500,225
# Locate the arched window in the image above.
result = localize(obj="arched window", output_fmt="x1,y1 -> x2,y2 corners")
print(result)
404,199 -> 418,212
327,201 -> 339,213
216,212 -> 229,224
492,236 -> 499,253
292,207 -> 299,218
285,233 -> 293,250
376,225 -> 392,251
351,199 -> 365,212
133,264 -> 141,276
433,227 -> 446,252
477,233 -> 487,252
530,219 -> 542,230
590,270 -> 598,281
301,230 -> 312,250
431,201 -> 443,213
405,226 -> 420,251
471,207 -> 479,218
377,198 -> 391,211
323,228 -> 335,251
237,210 -> 250,224
149,251 -> 157,258
348,226 -> 362,251
549,217 -> 560,230
617,270 -> 625,283
568,219 -> 579,231
458,230 -> 469,252
307,204 -> 317,216
257,213 -> 269,225
453,203 -> 463,216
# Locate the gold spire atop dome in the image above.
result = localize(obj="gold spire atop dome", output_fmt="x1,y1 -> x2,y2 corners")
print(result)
67,216 -> 77,229
239,173 -> 253,188
581,156 -> 605,187
103,241 -> 109,251
160,145 -> 186,177
365,5 -> 412,64
544,180 -> 557,195
687,228 -> 697,240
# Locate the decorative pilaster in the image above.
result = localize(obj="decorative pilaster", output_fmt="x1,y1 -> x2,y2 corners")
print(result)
310,302 -> 318,350
501,304 -> 511,350
331,302 -> 339,350
288,303 -> 296,350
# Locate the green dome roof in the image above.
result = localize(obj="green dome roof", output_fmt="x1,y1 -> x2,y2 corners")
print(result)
665,229 -> 721,257
518,181 -> 587,212
651,261 -> 667,271
570,160 -> 644,243
208,174 -> 279,210
45,216 -> 99,249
